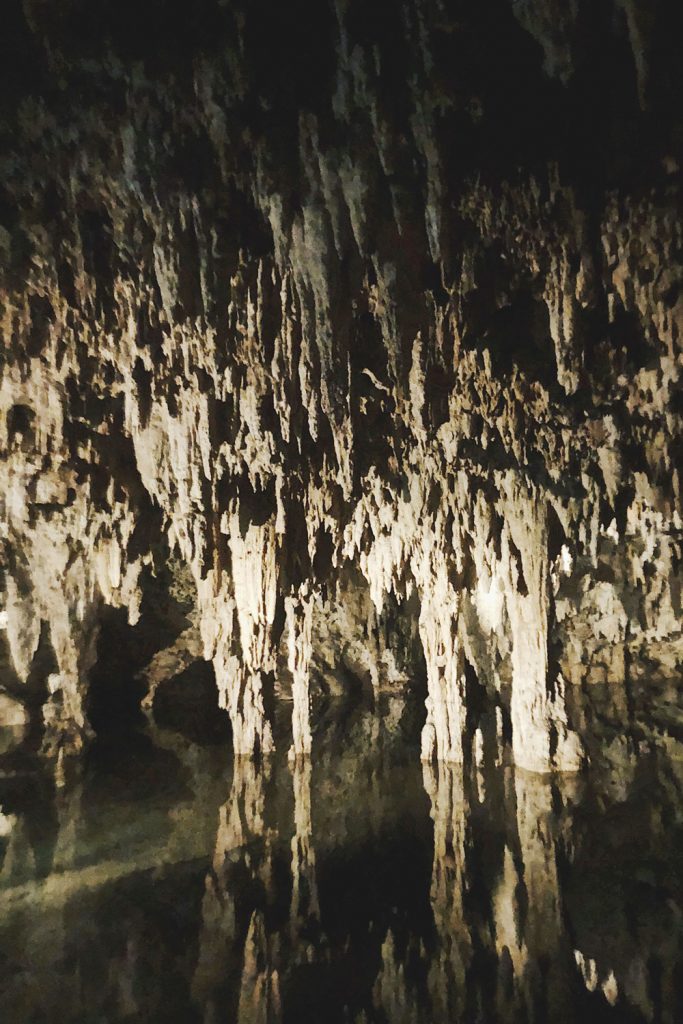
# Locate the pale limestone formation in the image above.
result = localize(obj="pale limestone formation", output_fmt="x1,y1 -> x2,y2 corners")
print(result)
0,0 -> 680,772
285,591 -> 314,758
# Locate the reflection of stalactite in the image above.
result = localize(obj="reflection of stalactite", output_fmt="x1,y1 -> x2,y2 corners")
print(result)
492,770 -> 577,1023
193,757 -> 322,1023
422,761 -> 471,1021
372,930 -> 422,1024
514,772 -> 563,954
192,759 -> 272,1021
237,911 -> 282,1024
290,757 -> 319,940
50,773 -> 83,876
0,808 -> 34,887
420,762 -> 594,1023
574,950 -> 620,1008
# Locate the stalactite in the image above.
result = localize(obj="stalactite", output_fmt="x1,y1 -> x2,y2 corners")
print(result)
285,591 -> 314,759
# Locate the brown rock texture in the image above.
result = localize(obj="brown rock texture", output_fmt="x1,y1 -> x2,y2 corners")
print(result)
0,0 -> 681,770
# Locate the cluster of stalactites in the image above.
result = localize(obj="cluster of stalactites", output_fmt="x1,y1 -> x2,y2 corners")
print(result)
0,1 -> 680,771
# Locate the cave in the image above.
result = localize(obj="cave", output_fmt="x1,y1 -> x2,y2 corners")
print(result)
0,0 -> 682,1021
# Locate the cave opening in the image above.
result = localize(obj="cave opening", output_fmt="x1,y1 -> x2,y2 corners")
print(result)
83,559 -> 232,798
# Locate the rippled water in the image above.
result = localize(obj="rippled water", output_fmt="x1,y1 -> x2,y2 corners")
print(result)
1,699 -> 682,1023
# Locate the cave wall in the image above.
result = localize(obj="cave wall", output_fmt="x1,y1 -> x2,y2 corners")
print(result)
0,0 -> 681,769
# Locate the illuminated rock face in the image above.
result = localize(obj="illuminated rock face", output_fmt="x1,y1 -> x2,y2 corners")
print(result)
0,0 -> 681,769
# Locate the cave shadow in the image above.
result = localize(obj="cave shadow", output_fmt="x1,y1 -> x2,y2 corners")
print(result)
303,578 -> 428,759
152,658 -> 232,748
84,564 -> 201,804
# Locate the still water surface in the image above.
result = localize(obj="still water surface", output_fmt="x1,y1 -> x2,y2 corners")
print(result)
0,700 -> 681,1023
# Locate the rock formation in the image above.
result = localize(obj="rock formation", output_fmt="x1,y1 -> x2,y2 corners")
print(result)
0,0 -> 681,771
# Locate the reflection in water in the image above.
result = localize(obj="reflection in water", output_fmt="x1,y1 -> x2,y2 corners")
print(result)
422,763 -> 470,1024
290,757 -> 319,938
193,758 -> 272,1022
0,709 -> 682,1023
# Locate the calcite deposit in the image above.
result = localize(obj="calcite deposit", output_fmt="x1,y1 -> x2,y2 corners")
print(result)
0,0 -> 681,771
